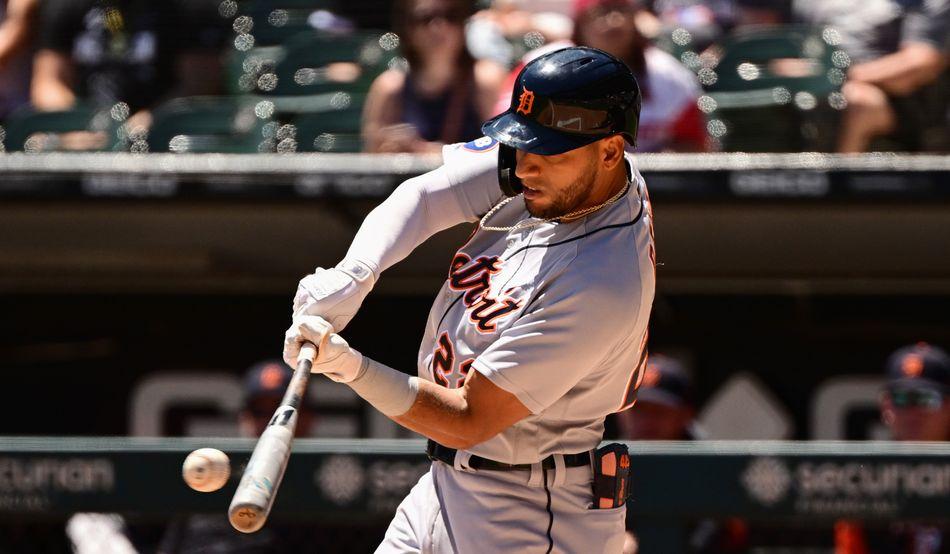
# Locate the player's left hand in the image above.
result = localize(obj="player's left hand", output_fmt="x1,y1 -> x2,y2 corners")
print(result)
284,315 -> 364,383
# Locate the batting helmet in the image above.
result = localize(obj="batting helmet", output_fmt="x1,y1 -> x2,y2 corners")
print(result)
482,46 -> 641,195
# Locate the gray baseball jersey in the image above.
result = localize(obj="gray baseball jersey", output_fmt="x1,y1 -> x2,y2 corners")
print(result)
377,137 -> 654,553
418,137 -> 655,464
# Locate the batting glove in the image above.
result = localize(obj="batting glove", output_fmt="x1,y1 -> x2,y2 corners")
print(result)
292,259 -> 376,332
283,315 -> 364,383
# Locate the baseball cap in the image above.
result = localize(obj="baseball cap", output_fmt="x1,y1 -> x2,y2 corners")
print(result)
243,360 -> 292,405
636,354 -> 694,408
884,343 -> 950,396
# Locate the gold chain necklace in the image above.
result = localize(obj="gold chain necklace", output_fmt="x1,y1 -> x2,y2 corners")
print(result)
479,181 -> 631,232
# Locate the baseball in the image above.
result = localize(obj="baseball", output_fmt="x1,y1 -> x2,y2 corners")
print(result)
182,448 -> 231,492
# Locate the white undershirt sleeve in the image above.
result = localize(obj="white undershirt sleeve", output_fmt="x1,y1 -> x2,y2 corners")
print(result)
343,142 -> 503,277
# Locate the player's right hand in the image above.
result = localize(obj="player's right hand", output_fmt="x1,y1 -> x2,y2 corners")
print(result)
292,259 -> 376,332
283,315 -> 364,383
283,315 -> 334,368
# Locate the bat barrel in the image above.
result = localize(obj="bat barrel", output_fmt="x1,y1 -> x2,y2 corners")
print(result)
228,341 -> 316,533
228,416 -> 296,532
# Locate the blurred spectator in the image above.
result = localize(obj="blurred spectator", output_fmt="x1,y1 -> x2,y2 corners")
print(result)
732,0 -> 789,28
615,355 -> 747,554
0,0 -> 38,120
493,0 -> 707,152
155,360 -> 316,553
879,342 -> 950,442
362,0 -> 507,153
834,343 -> 950,554
650,0 -> 736,49
238,359 -> 315,438
793,0 -> 950,152
466,0 -> 573,66
30,0 -> 227,143
67,360 -> 316,553
616,354 -> 703,441
574,0 -> 707,151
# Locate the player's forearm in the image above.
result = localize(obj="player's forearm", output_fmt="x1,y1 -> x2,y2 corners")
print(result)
345,357 -> 489,449
392,380 -> 486,449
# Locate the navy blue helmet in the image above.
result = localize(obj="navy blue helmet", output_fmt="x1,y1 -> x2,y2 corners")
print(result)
481,46 -> 641,195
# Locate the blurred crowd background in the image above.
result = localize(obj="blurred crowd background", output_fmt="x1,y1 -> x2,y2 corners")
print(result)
0,0 -> 946,154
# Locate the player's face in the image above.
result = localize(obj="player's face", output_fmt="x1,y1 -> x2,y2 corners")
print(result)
881,390 -> 950,441
515,143 -> 601,219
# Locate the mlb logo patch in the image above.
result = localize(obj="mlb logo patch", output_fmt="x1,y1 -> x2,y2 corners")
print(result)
463,136 -> 498,152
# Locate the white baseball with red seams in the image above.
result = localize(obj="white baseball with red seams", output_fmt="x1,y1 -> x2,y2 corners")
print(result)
182,448 -> 231,493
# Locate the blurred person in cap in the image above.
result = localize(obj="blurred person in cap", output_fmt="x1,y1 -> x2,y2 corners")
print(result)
879,342 -> 950,442
240,359 -> 315,438
614,354 -> 749,554
154,360 -> 317,553
835,343 -> 950,554
615,353 -> 704,440
494,0 -> 707,152
67,360 -> 318,554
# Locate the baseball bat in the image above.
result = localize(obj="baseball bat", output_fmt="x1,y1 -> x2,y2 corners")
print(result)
228,341 -> 317,533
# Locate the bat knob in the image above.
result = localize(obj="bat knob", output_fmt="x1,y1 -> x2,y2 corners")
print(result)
229,504 -> 265,533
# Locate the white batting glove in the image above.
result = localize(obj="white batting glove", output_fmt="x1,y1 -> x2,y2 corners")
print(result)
283,316 -> 364,383
292,259 -> 376,332
310,333 -> 364,384
283,315 -> 334,368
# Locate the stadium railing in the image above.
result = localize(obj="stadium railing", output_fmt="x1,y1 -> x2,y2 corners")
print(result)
1,438 -> 948,551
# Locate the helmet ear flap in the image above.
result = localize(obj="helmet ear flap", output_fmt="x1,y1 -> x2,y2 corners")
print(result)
497,144 -> 523,197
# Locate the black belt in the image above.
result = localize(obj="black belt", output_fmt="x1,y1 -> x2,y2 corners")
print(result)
426,440 -> 591,472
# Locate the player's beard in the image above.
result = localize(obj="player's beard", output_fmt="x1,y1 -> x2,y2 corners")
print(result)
524,157 -> 600,219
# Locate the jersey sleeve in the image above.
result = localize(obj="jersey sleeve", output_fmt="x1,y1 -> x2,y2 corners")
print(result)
343,138 -> 504,277
471,262 -> 645,414
440,137 -> 508,217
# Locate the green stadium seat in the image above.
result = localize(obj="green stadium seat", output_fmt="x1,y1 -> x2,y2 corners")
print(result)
225,44 -> 286,96
239,0 -> 337,46
266,30 -> 400,97
701,26 -> 846,152
293,105 -> 364,152
146,96 -> 273,153
1,105 -> 122,152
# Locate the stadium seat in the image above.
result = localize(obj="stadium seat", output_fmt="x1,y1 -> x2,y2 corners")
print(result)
701,26 -> 846,152
293,105 -> 364,152
266,30 -> 400,97
146,96 -> 273,153
1,105 -> 121,152
239,0 -> 338,46
225,44 -> 286,96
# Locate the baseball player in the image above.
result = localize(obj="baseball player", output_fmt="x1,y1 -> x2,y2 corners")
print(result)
284,46 -> 655,553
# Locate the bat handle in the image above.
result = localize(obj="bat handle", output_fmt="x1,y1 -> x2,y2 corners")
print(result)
297,341 -> 318,366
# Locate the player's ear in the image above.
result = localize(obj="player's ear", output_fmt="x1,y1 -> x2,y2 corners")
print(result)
600,135 -> 625,171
